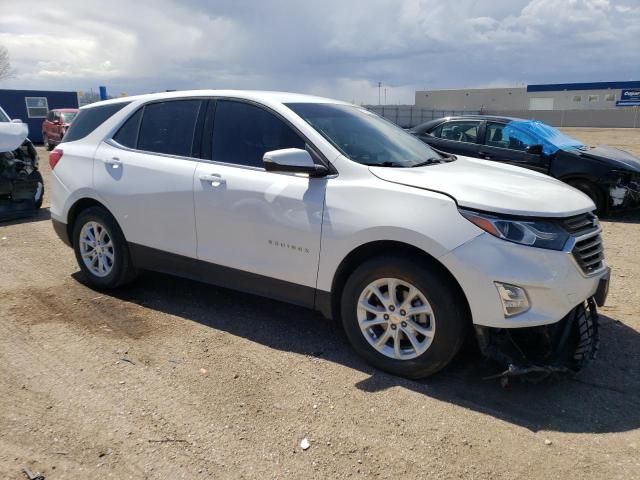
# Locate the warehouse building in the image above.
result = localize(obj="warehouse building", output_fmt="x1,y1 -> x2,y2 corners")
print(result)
415,81 -> 640,111
0,89 -> 79,144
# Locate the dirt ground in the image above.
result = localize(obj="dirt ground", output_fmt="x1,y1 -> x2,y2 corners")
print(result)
1,129 -> 639,480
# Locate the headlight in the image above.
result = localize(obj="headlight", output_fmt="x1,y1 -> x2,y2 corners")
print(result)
460,209 -> 569,250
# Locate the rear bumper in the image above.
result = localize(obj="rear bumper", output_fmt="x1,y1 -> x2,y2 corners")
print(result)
52,219 -> 71,247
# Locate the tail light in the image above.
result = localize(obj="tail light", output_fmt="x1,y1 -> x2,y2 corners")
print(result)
49,149 -> 63,169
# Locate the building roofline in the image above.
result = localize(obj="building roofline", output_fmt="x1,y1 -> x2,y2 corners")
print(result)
527,81 -> 640,92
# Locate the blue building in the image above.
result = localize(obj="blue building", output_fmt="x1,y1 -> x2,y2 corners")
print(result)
0,89 -> 79,144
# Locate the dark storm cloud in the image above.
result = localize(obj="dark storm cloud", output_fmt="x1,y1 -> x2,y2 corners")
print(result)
0,0 -> 638,104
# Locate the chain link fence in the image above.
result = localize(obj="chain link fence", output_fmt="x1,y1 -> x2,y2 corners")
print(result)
364,105 -> 479,128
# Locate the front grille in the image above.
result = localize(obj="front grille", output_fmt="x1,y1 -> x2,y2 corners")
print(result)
562,212 -> 598,236
563,213 -> 604,274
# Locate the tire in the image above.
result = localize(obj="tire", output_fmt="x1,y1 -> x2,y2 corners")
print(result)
43,133 -> 53,151
72,206 -> 138,289
567,179 -> 605,215
340,256 -> 467,379
32,170 -> 44,209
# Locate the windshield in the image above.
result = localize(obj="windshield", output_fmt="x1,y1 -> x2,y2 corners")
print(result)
509,119 -> 585,154
0,106 -> 10,122
286,103 -> 442,167
61,111 -> 78,123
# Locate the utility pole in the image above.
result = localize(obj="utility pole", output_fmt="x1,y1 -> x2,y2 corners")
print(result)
378,82 -> 382,105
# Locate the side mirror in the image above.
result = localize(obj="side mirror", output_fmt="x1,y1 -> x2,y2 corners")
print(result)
263,148 -> 328,177
526,144 -> 543,155
10,118 -> 23,124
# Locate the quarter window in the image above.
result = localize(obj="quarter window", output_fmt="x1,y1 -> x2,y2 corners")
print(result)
137,100 -> 202,157
212,100 -> 305,167
113,108 -> 143,149
64,102 -> 130,143
25,97 -> 49,118
432,121 -> 480,143
485,122 -> 537,152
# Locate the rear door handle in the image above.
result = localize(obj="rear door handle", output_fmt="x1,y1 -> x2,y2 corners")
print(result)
105,157 -> 121,168
200,173 -> 226,186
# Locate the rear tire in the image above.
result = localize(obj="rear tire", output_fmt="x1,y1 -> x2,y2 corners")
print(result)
567,179 -> 606,215
340,256 -> 467,379
72,206 -> 138,289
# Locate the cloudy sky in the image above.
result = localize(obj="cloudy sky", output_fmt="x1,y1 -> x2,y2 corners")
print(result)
1,0 -> 639,104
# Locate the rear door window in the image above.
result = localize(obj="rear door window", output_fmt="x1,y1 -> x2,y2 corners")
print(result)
137,100 -> 202,157
485,122 -> 538,151
211,100 -> 305,167
432,121 -> 481,143
64,102 -> 130,142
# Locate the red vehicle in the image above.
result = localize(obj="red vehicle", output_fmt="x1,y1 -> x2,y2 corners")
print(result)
42,108 -> 78,150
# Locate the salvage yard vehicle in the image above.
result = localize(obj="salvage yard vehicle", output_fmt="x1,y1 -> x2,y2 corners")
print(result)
42,108 -> 79,150
50,91 -> 609,379
409,115 -> 640,214
0,106 -> 43,220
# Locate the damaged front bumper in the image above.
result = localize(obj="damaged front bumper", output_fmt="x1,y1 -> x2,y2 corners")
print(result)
609,174 -> 640,210
476,297 -> 601,382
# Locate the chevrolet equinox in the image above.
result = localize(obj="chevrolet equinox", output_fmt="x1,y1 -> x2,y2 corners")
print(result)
50,90 -> 610,379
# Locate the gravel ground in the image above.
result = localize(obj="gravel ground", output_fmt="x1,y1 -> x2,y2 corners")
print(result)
1,129 -> 639,480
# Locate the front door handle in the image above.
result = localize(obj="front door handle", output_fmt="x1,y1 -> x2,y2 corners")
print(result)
200,173 -> 226,186
105,157 -> 121,168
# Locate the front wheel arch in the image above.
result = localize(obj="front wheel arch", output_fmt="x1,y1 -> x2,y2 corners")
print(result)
328,240 -> 471,326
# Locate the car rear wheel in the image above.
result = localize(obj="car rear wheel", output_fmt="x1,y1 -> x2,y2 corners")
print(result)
72,206 -> 138,289
340,256 -> 467,379
43,133 -> 53,151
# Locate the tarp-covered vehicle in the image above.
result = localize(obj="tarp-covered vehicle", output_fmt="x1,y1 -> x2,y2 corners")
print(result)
0,106 -> 43,221
410,116 -> 640,214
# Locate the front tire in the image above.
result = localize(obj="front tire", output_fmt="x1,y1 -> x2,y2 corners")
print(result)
567,179 -> 606,215
340,256 -> 467,379
72,206 -> 137,289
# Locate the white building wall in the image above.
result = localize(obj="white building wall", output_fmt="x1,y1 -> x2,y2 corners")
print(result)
416,87 -> 622,111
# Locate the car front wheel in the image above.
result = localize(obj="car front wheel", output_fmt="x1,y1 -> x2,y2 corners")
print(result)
341,256 -> 467,379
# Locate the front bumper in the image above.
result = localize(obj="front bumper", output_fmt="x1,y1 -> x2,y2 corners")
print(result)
439,232 -> 609,329
477,298 -> 600,381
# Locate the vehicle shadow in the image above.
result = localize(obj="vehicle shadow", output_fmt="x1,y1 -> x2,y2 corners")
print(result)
604,208 -> 640,224
0,207 -> 51,226
91,271 -> 640,435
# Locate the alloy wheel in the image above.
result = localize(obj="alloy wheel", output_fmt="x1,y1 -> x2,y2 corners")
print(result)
357,277 -> 436,360
79,221 -> 115,277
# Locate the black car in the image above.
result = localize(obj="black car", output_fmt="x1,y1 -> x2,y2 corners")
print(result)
409,115 -> 640,214
0,106 -> 43,221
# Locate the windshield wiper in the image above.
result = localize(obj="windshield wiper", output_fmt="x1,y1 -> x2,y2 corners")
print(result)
362,161 -> 405,168
410,157 -> 445,168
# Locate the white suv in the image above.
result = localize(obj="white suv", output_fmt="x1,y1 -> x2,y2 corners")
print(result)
50,90 -> 610,379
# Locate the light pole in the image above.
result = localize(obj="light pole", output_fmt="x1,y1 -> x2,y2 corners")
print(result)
378,82 -> 382,105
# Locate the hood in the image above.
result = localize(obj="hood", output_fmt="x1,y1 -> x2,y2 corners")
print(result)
577,144 -> 640,173
0,121 -> 29,152
369,156 -> 594,217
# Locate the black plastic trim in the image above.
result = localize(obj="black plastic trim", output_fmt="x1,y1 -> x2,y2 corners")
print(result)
314,290 -> 333,319
52,219 -> 71,246
129,243 -> 319,310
